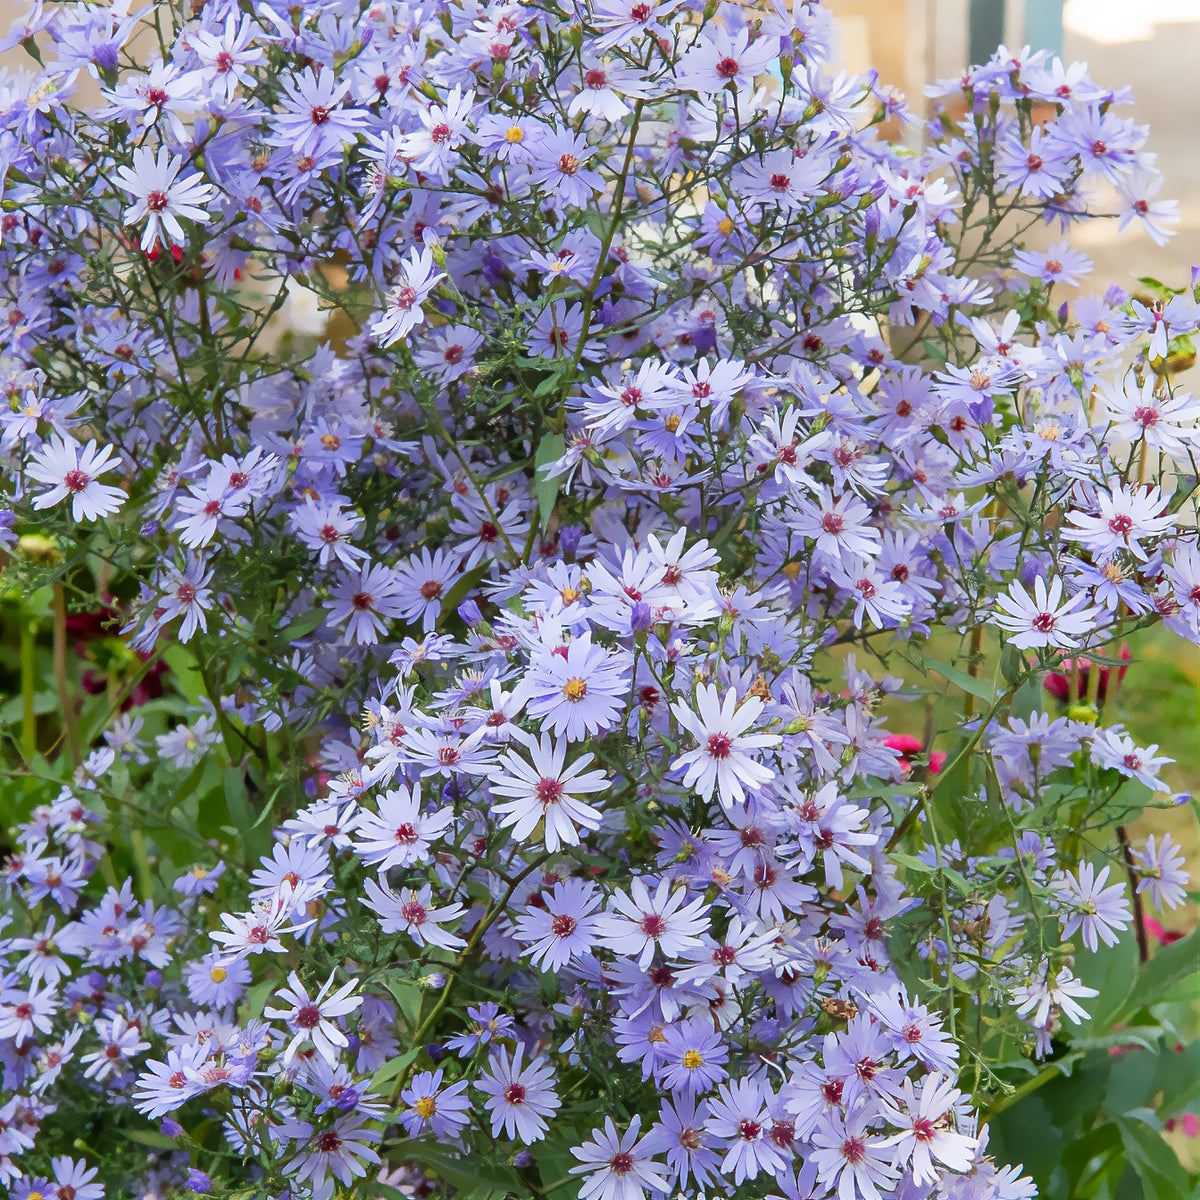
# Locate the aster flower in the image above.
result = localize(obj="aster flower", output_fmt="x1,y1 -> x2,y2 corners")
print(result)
670,684 -> 781,807
704,1078 -> 786,1185
290,497 -> 367,568
529,130 -> 603,209
1102,374 -> 1200,458
1012,964 -> 1098,1028
492,735 -> 608,851
26,435 -> 124,521
284,1113 -> 382,1200
445,1002 -> 516,1058
393,547 -> 460,631
679,26 -> 777,94
598,877 -> 710,969
476,1046 -> 561,1143
1131,833 -> 1190,911
1053,862 -> 1131,951
570,1115 -> 670,1200
990,575 -> 1098,650
808,1108 -> 899,1200
0,982 -> 58,1042
264,970 -> 361,1065
879,1075 -> 977,1186
515,878 -> 604,971
1063,483 -> 1175,561
1089,726 -> 1173,791
519,633 -> 629,742
113,146 -> 215,251
361,879 -> 467,950
270,68 -> 368,158
352,785 -> 453,870
370,248 -> 445,346
132,1042 -> 208,1118
211,890 -> 315,958
791,487 -> 882,563
646,1096 -> 725,1189
398,1069 -> 471,1140
326,562 -> 408,645
657,1019 -> 730,1096
155,556 -> 214,641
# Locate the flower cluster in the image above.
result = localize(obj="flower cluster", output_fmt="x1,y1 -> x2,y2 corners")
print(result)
0,0 -> 1196,1198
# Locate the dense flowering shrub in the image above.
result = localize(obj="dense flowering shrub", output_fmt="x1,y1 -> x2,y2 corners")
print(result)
0,0 -> 1197,1198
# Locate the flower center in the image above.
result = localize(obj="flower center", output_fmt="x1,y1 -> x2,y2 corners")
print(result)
296,1004 -> 322,1029
63,469 -> 91,493
706,732 -> 732,759
682,1049 -> 704,1069
609,1152 -> 634,1174
562,677 -> 588,702
504,1083 -> 527,1105
551,912 -> 577,936
640,913 -> 667,938
536,778 -> 563,805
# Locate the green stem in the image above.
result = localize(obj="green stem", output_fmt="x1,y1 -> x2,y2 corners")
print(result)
52,583 -> 80,768
20,617 -> 37,763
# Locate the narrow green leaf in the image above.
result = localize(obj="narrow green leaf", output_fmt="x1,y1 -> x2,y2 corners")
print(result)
535,433 -> 567,531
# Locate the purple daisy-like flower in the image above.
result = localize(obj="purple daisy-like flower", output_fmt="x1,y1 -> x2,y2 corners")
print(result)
991,574 -> 1099,650
113,145 -> 215,251
264,970 -> 361,1065
657,1019 -> 729,1097
704,1078 -> 786,1185
26,434 -> 125,521
1052,862 -> 1131,951
514,877 -> 604,971
670,684 -> 781,807
398,1069 -> 471,1140
598,877 -> 710,969
519,633 -> 629,742
476,1045 -> 561,1143
492,735 -> 608,851
570,1114 -> 670,1200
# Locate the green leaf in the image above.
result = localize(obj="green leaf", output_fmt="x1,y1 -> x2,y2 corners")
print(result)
534,433 -> 566,532
122,1128 -> 178,1149
162,642 -> 205,705
387,1138 -> 518,1198
1114,1113 -> 1191,1200
919,655 -> 994,703
1117,930 -> 1200,1022
380,973 -> 424,1024
224,767 -> 254,835
370,1046 -> 421,1090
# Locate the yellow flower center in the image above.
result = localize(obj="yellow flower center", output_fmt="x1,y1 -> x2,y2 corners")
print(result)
562,677 -> 588,702
210,966 -> 228,983
718,216 -> 735,235
415,1096 -> 437,1118
682,1049 -> 705,1069
505,125 -> 525,143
